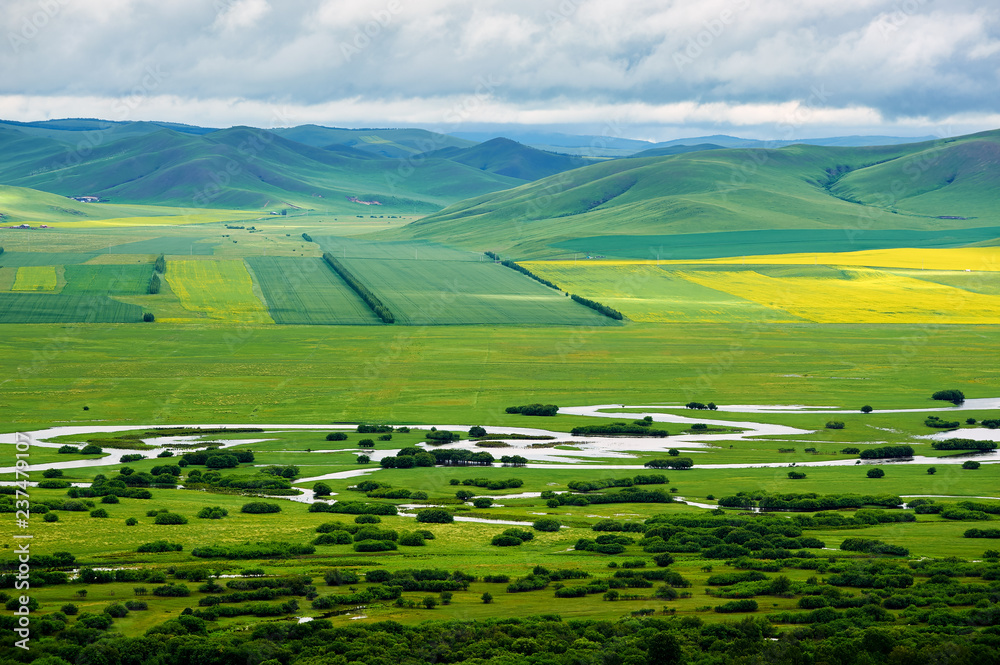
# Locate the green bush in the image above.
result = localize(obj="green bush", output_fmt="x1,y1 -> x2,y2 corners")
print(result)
532,518 -> 561,532
241,502 -> 281,514
416,509 -> 453,524
153,512 -> 188,525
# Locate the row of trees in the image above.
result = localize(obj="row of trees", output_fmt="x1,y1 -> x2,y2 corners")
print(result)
322,252 -> 394,323
570,293 -> 624,320
505,403 -> 558,416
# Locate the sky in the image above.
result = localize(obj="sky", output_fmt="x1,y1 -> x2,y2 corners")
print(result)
1,0 -> 998,141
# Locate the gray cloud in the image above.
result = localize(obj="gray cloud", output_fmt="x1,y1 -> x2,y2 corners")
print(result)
0,0 -> 997,138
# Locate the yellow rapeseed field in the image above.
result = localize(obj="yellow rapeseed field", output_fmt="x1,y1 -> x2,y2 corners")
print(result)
165,259 -> 273,323
522,262 -> 802,323
677,268 -> 1000,324
11,266 -> 58,291
540,247 -> 1000,272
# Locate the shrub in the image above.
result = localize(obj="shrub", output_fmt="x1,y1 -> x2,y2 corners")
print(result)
353,540 -> 397,552
715,599 -> 758,613
241,502 -> 281,514
861,405 -> 873,414
356,455 -> 370,464
927,467 -> 936,475
136,540 -> 183,553
196,506 -> 229,519
355,514 -> 381,524
153,512 -> 188,525
787,471 -> 807,479
505,404 -> 559,416
840,447 -> 860,454
416,509 -> 453,523
80,444 -> 103,455
358,439 -> 375,448
313,532 -> 353,546
43,513 -> 58,523
101,494 -> 120,504
325,432 -> 348,441
481,592 -> 493,604
125,601 -> 148,611
472,498 -> 493,509
399,532 -> 426,546
963,461 -> 982,470
61,604 -> 78,615
491,535 -> 523,547
469,426 -> 487,437
826,421 -> 845,429
533,518 -> 561,532
867,468 -> 885,479
932,389 -> 965,404
42,468 -> 63,478
89,508 -> 109,518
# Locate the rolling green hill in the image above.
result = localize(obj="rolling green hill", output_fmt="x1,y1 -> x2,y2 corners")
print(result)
421,137 -> 590,181
390,131 -> 1000,258
0,126 -> 524,212
272,124 -> 475,158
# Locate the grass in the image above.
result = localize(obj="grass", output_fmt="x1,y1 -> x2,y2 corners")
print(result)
11,265 -> 58,291
164,259 -> 273,323
246,256 -> 381,325
1,321 -> 999,428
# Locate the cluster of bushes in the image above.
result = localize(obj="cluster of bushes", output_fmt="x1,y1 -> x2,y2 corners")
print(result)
491,528 -> 535,547
185,469 -> 293,493
366,568 -> 474,591
505,404 -> 558,416
180,449 -> 255,467
120,454 -> 146,463
931,438 -> 996,451
685,402 -> 718,410
964,528 -> 1000,538
506,566 -> 590,593
323,253 -> 394,323
567,474 -> 667,492
499,455 -> 528,466
840,538 -> 909,556
136,541 -> 183,553
241,502 -> 281,514
644,458 -> 693,469
427,449 -> 495,466
325,432 -> 348,441
926,415 -> 960,429
719,492 -> 903,511
932,389 -> 965,404
308,501 -> 398,516
357,424 -> 394,433
196,506 -> 229,519
457,477 -> 524,490
548,487 -> 673,507
572,422 -> 668,437
859,445 -> 914,459
191,541 -> 316,559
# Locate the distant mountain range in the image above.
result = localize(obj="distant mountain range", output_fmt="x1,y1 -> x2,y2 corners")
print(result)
0,118 -> 976,232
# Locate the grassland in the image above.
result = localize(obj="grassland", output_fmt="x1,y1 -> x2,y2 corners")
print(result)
165,259 -> 273,323
62,264 -> 154,295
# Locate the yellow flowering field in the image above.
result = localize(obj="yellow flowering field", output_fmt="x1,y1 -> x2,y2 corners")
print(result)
165,259 -> 273,323
540,247 -> 1000,272
521,261 -> 802,322
677,268 -> 1000,324
11,265 -> 58,291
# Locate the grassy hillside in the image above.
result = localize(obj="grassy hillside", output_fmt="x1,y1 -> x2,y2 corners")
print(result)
390,131 -> 1000,258
272,125 -> 475,157
422,137 -> 591,181
0,126 -> 523,212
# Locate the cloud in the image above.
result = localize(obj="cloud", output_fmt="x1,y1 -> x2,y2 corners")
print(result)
0,0 -> 996,138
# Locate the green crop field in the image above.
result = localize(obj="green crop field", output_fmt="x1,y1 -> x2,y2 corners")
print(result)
247,256 -> 381,325
165,259 -> 273,323
339,255 -> 619,326
0,293 -> 144,323
62,263 -> 154,295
